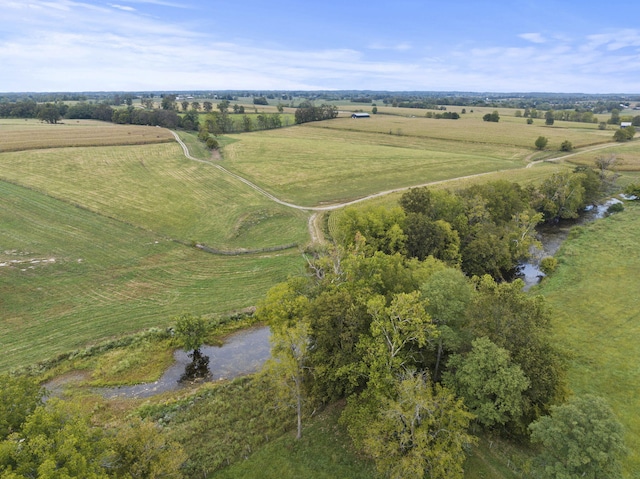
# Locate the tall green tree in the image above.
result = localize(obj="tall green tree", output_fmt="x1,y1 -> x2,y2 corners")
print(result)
535,136 -> 548,149
360,292 -> 438,393
443,337 -> 530,428
534,171 -> 586,221
358,372 -> 476,479
466,276 -> 566,425
421,268 -> 474,380
262,320 -> 310,440
0,375 -> 45,440
0,399 -> 111,478
529,395 -> 627,479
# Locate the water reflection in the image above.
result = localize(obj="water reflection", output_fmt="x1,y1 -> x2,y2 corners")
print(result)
518,197 -> 623,290
98,326 -> 271,399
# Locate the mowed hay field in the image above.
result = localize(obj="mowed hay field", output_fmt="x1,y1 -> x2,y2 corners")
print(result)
221,112 -> 615,206
0,119 -> 174,152
0,121 -> 308,371
535,202 -> 640,477
0,180 -> 305,371
0,140 -> 308,250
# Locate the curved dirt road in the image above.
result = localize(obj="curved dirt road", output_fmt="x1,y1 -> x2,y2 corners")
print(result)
170,131 -> 623,243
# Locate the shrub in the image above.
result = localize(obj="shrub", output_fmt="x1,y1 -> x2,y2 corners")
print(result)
560,140 -> 573,152
535,136 -> 548,150
527,118 -> 534,125
613,126 -> 635,142
206,137 -> 219,150
607,202 -> 624,214
540,257 -> 558,275
483,111 -> 500,122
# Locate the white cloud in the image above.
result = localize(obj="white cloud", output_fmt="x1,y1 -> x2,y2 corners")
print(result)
519,32 -> 546,44
368,41 -> 412,51
117,0 -> 193,7
109,4 -> 137,12
0,2 -> 639,93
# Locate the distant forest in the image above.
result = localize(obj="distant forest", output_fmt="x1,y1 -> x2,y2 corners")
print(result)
1,90 -> 639,114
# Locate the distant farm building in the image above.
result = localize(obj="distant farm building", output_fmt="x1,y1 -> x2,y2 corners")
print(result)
351,113 -> 370,119
621,122 -> 632,128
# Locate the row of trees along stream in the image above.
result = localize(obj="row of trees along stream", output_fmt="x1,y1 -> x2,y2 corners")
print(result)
256,159 -> 627,478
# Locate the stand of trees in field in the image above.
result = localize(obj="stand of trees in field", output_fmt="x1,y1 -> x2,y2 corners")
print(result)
293,102 -> 338,124
256,166 -> 626,478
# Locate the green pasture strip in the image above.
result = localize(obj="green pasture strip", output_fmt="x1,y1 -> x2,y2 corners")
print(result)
0,181 -> 305,372
222,126 -> 526,206
0,142 -> 309,249
536,202 -> 640,477
314,115 -> 612,150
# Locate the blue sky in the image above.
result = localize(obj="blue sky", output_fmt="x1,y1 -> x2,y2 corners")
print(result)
1,0 -> 640,93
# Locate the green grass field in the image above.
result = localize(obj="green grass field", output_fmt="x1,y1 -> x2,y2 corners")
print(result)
2,112 -> 639,478
534,201 -> 640,478
0,141 -> 308,249
0,180 -> 304,371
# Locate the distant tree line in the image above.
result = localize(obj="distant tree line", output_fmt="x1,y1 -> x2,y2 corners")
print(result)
425,111 -> 460,119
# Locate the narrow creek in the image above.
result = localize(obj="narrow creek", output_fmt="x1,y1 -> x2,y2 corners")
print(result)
97,326 -> 271,399
518,198 -> 623,290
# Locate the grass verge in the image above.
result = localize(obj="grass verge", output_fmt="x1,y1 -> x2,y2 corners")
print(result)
535,201 -> 640,477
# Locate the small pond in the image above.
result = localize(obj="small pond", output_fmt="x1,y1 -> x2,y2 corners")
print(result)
518,198 -> 623,290
97,326 -> 271,399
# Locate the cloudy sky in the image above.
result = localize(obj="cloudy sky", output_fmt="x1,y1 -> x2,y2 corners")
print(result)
2,0 -> 640,93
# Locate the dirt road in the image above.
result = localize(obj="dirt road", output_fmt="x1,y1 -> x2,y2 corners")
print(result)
170,131 -> 623,244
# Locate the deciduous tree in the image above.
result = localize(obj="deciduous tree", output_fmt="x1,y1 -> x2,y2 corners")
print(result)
360,372 -> 476,479
443,337 -> 530,428
529,395 -> 627,479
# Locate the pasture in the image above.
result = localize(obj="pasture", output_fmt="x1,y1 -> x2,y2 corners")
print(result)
1,113 -> 634,372
2,110 -> 639,479
535,202 -> 640,477
220,112 -> 618,206
0,180 -> 304,371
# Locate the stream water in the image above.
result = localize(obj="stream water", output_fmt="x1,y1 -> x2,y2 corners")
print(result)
517,198 -> 623,290
98,326 -> 271,399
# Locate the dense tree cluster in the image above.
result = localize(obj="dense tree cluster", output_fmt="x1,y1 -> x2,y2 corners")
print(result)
0,374 -> 186,478
425,111 -> 460,119
256,167 -> 625,476
294,103 -> 338,124
482,111 -> 500,122
337,181 -> 545,280
256,240 -> 569,476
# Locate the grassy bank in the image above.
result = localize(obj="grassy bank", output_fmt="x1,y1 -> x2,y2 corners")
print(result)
535,201 -> 640,477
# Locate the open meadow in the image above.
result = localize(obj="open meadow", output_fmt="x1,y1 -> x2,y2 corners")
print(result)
535,202 -> 640,477
220,111 -> 617,206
